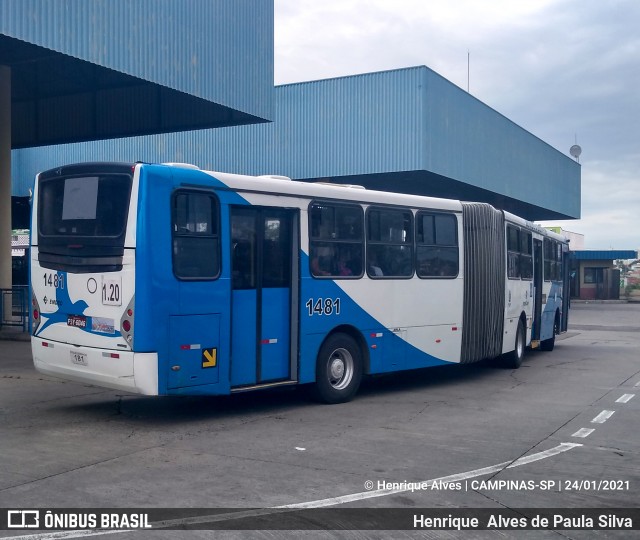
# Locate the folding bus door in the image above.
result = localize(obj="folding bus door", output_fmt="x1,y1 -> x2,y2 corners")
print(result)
532,239 -> 543,342
230,207 -> 297,388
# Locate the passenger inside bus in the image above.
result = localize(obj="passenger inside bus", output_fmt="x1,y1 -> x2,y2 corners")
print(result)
368,253 -> 383,277
311,254 -> 331,276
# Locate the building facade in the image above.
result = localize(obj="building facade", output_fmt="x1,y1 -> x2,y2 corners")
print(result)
12,67 -> 580,223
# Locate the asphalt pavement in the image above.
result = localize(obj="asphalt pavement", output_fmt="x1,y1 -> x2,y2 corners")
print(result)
0,302 -> 639,539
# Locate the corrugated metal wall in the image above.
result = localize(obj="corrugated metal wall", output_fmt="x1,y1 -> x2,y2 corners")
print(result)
0,0 -> 273,119
422,69 -> 580,217
269,69 -> 427,178
11,66 -> 580,219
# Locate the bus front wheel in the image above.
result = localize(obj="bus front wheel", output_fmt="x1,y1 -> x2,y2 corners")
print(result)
313,333 -> 363,404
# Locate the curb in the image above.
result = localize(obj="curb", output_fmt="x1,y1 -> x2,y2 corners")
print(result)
0,330 -> 31,342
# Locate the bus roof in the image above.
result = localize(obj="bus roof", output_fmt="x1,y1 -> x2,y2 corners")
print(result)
202,168 -> 464,213
504,210 -> 568,243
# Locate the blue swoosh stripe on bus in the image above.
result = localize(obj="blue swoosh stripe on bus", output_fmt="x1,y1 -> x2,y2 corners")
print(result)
298,252 -> 450,384
35,272 -> 122,338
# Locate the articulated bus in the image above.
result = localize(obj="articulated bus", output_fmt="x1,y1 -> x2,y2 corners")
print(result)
30,162 -> 570,403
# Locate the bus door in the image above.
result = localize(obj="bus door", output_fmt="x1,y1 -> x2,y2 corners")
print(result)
532,239 -> 543,342
230,207 -> 298,387
561,249 -> 570,332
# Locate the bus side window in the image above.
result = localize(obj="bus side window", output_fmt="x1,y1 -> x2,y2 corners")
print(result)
507,225 -> 520,279
544,238 -> 562,281
309,202 -> 363,278
543,238 -> 552,281
367,207 -> 413,278
519,230 -> 533,280
172,191 -> 220,280
416,212 -> 458,278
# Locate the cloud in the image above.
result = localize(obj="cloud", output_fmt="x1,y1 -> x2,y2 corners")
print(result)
274,0 -> 640,249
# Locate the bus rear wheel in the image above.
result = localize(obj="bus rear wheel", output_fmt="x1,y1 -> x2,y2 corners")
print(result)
502,319 -> 525,369
313,333 -> 363,404
540,314 -> 558,352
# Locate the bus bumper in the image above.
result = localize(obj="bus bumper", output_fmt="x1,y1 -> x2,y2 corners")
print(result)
31,337 -> 159,396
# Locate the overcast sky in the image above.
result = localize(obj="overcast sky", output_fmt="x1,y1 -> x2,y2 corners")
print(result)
274,0 -> 639,251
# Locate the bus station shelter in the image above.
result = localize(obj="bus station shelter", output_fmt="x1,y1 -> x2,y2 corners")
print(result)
0,0 -> 274,323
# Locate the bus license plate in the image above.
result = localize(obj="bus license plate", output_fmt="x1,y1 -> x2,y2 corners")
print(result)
67,314 -> 87,328
70,351 -> 87,366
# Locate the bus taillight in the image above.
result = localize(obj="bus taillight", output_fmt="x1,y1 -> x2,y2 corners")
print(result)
31,294 -> 41,334
120,297 -> 135,346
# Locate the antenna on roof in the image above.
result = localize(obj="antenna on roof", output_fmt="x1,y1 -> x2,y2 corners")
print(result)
467,50 -> 470,93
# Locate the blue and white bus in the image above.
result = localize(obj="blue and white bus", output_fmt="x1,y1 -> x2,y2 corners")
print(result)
30,162 -> 570,403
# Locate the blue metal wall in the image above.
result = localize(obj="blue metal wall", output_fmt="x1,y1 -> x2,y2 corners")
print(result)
0,0 -> 273,121
421,69 -> 580,217
572,250 -> 637,261
12,67 -> 580,219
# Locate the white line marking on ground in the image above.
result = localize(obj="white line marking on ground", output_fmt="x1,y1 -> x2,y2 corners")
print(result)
616,393 -> 635,404
572,428 -> 595,438
278,442 -> 582,509
591,410 -> 615,423
634,381 -> 640,388
4,442 -> 582,539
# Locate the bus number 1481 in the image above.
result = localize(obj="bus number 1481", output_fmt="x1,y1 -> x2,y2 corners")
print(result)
306,298 -> 341,316
43,272 -> 64,289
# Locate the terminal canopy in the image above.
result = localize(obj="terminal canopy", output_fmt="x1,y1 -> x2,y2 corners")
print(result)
1,35 -> 267,149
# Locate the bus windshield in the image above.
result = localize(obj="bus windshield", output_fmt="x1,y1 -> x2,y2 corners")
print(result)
37,167 -> 133,269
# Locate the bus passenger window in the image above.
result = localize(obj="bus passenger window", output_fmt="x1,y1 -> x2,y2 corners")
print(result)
555,242 -> 562,281
545,239 -> 562,281
507,225 -> 520,279
367,207 -> 413,278
416,212 -> 458,278
172,191 -> 220,280
309,202 -> 363,278
543,239 -> 553,281
519,230 -> 533,280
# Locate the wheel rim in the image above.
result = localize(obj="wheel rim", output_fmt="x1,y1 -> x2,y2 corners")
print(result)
327,347 -> 354,390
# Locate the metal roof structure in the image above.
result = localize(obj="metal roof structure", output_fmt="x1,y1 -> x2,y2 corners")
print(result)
0,0 -> 274,293
1,0 -> 274,147
258,67 -> 581,220
13,67 -> 579,222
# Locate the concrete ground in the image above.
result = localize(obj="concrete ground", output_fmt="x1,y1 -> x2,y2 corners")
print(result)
0,302 -> 639,539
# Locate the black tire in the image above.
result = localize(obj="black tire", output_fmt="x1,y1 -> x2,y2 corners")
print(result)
540,314 -> 558,352
312,333 -> 363,404
502,319 -> 525,368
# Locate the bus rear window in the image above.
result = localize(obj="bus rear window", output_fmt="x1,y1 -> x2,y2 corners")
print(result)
37,169 -> 133,271
39,174 -> 131,238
